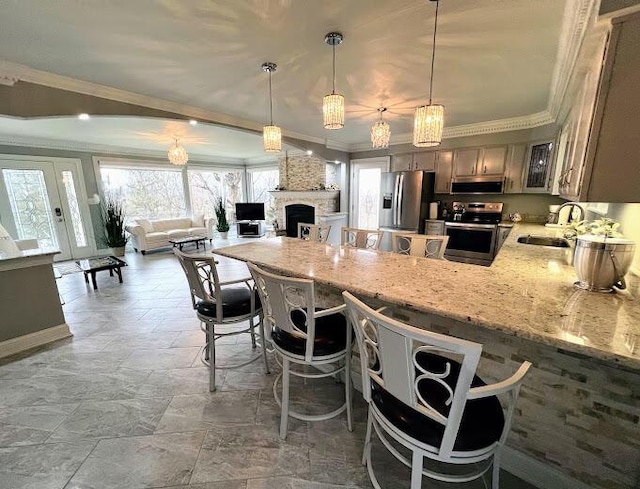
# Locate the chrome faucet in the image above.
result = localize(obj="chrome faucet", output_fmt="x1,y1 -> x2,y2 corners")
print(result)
557,201 -> 586,224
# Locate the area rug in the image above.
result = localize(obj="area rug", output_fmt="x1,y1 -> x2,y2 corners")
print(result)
54,261 -> 82,276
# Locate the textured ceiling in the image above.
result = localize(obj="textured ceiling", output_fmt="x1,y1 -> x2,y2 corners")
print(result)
0,0 -> 567,148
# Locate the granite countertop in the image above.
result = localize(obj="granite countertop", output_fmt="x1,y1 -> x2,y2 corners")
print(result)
213,225 -> 640,371
0,247 -> 60,272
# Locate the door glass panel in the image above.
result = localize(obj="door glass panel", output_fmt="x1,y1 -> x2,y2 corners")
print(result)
2,169 -> 58,248
357,168 -> 381,229
61,170 -> 87,247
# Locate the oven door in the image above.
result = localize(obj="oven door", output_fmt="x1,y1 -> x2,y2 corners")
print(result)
444,222 -> 498,266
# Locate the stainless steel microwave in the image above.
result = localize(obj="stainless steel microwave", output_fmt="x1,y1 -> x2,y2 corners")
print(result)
450,176 -> 504,194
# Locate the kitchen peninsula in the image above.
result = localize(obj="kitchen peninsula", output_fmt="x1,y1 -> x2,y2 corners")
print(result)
0,248 -> 70,358
213,228 -> 640,489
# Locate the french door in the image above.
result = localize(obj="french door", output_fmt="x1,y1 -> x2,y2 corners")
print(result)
349,157 -> 389,229
0,157 -> 92,261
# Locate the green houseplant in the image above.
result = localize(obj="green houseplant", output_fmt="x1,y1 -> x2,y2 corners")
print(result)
214,198 -> 230,238
102,197 -> 128,256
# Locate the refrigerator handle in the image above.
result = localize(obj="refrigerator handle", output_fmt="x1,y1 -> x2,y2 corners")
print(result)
393,174 -> 401,227
396,174 -> 404,226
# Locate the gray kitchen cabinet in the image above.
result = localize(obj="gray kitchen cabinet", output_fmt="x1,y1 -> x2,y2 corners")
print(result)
480,146 -> 507,176
496,226 -> 512,252
453,146 -> 506,178
453,148 -> 480,177
414,152 -> 436,171
434,151 -> 453,193
504,144 -> 526,194
560,11 -> 640,202
425,219 -> 445,235
523,141 -> 555,193
390,153 -> 414,172
391,152 -> 436,172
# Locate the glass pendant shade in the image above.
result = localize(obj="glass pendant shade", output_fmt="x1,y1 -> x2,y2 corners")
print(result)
413,104 -> 444,147
263,124 -> 282,153
371,119 -> 390,149
323,93 -> 344,129
168,140 -> 188,166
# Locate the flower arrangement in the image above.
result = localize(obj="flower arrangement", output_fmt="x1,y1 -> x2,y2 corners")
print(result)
565,218 -> 623,240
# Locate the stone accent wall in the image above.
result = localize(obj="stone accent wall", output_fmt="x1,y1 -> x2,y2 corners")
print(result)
326,164 -> 339,188
279,155 -> 326,190
270,191 -> 339,230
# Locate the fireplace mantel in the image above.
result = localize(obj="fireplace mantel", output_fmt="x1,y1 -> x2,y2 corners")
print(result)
268,190 -> 339,199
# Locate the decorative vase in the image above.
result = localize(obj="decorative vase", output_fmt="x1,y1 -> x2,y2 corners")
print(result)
111,246 -> 126,257
219,232 -> 229,240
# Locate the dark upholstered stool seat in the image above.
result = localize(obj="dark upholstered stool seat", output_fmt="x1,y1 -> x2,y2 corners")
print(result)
271,308 -> 348,357
371,352 -> 504,452
196,287 -> 261,319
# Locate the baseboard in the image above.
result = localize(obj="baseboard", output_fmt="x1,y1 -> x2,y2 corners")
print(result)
0,323 -> 72,359
501,446 -> 592,489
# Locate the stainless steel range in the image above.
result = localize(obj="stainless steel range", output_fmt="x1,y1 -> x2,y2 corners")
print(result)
444,202 -> 503,266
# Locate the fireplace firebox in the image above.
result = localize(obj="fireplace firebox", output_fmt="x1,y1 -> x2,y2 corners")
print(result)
285,204 -> 314,238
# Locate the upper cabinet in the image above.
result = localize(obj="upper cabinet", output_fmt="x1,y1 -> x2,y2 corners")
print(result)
559,12 -> 640,202
522,141 -> 555,193
390,152 -> 436,172
453,147 -> 507,178
434,151 -> 453,193
504,144 -> 527,194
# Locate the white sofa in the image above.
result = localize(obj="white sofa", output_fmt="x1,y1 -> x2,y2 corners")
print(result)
125,216 -> 214,254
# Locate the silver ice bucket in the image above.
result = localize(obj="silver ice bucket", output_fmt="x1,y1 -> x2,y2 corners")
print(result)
574,235 -> 636,292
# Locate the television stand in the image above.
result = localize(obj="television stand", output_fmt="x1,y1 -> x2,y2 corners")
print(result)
236,221 -> 266,237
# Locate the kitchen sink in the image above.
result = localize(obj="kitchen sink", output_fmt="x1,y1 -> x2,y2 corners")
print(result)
517,235 -> 571,248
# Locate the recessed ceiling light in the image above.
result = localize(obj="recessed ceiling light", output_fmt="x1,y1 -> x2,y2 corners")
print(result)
78,113 -> 90,121
189,119 -> 198,126
306,150 -> 313,156
334,160 -> 340,164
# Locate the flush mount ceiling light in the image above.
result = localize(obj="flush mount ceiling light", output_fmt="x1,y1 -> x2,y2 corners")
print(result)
371,108 -> 391,149
413,0 -> 444,147
323,32 -> 345,130
168,139 -> 188,166
78,113 -> 90,121
261,62 -> 282,153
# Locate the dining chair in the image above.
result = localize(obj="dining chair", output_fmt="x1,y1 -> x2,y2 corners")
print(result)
248,262 -> 353,439
174,249 -> 270,392
343,291 -> 531,489
341,227 -> 384,250
393,234 -> 449,259
298,222 -> 331,243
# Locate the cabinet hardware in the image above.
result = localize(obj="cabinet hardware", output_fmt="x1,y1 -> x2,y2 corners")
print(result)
483,165 -> 487,174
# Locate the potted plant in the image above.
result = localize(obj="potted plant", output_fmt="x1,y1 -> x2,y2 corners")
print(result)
102,197 -> 128,256
214,198 -> 230,239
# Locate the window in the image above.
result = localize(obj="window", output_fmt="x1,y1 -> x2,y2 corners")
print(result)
188,169 -> 244,219
247,168 -> 278,224
100,167 -> 186,220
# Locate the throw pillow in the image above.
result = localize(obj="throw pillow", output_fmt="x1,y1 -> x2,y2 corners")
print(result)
192,213 -> 205,227
136,219 -> 154,233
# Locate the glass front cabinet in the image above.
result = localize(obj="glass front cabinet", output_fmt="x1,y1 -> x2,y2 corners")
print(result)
522,141 -> 555,193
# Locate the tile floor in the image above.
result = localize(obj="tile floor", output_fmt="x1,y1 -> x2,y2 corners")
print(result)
0,243 -> 537,489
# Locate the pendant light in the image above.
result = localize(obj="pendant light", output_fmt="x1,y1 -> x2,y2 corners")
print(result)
261,62 -> 282,153
413,0 -> 444,147
371,108 -> 391,149
168,139 -> 188,166
323,32 -> 345,129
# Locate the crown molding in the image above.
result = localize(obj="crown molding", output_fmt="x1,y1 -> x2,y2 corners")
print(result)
0,134 -> 245,165
0,75 -> 18,86
347,110 -> 556,153
325,139 -> 351,152
547,0 -> 599,120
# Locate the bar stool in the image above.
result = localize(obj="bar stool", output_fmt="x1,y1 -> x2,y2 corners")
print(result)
393,234 -> 449,259
298,222 -> 331,242
343,291 -> 531,489
341,227 -> 384,250
248,262 -> 353,439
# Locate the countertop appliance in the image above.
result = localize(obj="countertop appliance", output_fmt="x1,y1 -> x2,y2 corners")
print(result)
574,235 -> 636,292
379,171 -> 435,251
444,202 -> 504,266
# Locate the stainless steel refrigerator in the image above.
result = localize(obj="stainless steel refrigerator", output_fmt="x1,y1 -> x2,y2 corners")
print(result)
378,171 -> 435,251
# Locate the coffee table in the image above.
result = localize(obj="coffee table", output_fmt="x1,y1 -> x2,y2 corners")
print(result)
169,235 -> 208,251
76,256 -> 127,290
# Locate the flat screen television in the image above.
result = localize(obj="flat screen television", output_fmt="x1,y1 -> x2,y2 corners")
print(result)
235,202 -> 265,221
